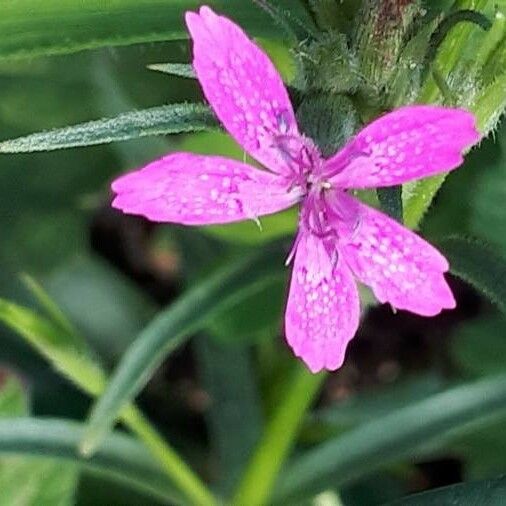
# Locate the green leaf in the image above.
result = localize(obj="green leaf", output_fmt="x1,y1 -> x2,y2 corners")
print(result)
472,71 -> 506,136
307,374 -> 446,440
81,244 -> 286,456
0,286 -> 217,506
208,275 -> 286,345
273,373 -> 506,502
0,458 -> 76,506
0,418 -> 181,505
377,186 -> 403,222
92,53 -> 174,166
0,298 -> 106,396
0,373 -> 78,506
419,0 -> 492,105
0,375 -> 29,417
233,366 -> 326,506
403,0 -> 501,230
451,416 -> 506,479
46,257 -> 156,365
423,8 -> 492,84
436,236 -> 506,315
0,0 -> 312,61
474,11 -> 506,80
194,338 -> 263,495
387,476 -> 506,505
21,273 -> 76,337
148,63 -> 196,79
451,315 -> 506,377
305,0 -> 358,33
150,40 -> 298,85
0,103 -> 217,153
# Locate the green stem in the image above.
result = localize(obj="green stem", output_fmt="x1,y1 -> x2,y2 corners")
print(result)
431,67 -> 456,105
123,408 -> 218,506
419,0 -> 490,104
232,365 -> 327,506
474,10 -> 505,72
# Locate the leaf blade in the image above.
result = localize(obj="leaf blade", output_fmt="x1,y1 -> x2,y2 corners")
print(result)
387,476 -> 506,505
0,417 -> 181,505
274,373 -> 506,502
437,236 -> 506,315
81,245 -> 286,455
194,337 -> 263,494
0,103 -> 217,153
0,0 -> 311,61
148,63 -> 196,79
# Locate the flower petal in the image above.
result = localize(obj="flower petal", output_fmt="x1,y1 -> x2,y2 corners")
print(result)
112,153 -> 300,225
326,106 -> 479,188
285,229 -> 360,373
339,195 -> 455,316
185,6 -> 302,175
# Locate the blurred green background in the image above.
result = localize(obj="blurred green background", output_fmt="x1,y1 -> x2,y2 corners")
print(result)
0,1 -> 506,505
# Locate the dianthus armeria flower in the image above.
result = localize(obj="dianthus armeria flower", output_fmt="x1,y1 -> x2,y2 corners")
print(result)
112,6 -> 479,372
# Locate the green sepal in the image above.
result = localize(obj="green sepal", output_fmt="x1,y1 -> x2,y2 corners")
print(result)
296,93 -> 360,157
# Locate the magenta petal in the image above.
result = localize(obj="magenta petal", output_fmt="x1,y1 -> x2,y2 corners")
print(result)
111,153 -> 300,225
326,106 -> 479,188
185,6 -> 301,175
339,195 -> 456,316
285,230 -> 360,373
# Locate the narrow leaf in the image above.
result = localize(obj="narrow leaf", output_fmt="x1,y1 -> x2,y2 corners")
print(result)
0,0 -> 312,61
387,476 -> 506,505
0,418 -> 181,505
0,283 -> 213,505
148,63 -> 196,79
472,71 -> 506,137
0,103 -> 217,153
252,0 -> 316,40
0,298 -> 106,396
20,273 -> 76,338
0,376 -> 77,506
81,245 -> 286,456
194,338 -> 263,494
274,373 -> 506,502
423,8 -> 492,81
437,236 -> 506,315
377,186 -> 403,222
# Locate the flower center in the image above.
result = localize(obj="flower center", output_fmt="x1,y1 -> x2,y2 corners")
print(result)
302,185 -> 362,244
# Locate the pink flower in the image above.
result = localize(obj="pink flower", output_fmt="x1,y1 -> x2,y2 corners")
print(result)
112,6 -> 479,372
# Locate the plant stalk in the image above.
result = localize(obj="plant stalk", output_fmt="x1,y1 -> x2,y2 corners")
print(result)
232,364 -> 327,506
122,408 -> 219,506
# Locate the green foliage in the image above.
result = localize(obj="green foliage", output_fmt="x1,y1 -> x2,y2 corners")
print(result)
0,418 -> 181,505
438,236 -> 506,315
308,374 -> 446,438
0,103 -> 217,153
387,476 -> 506,505
46,257 -> 156,364
296,93 -> 359,156
377,186 -> 404,222
0,0 -> 311,60
0,298 -> 106,395
404,0 -> 506,228
82,245 -> 286,456
451,315 -> 506,378
0,0 -> 506,505
0,373 -> 77,506
148,63 -> 196,79
194,338 -> 263,494
274,373 -> 506,502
